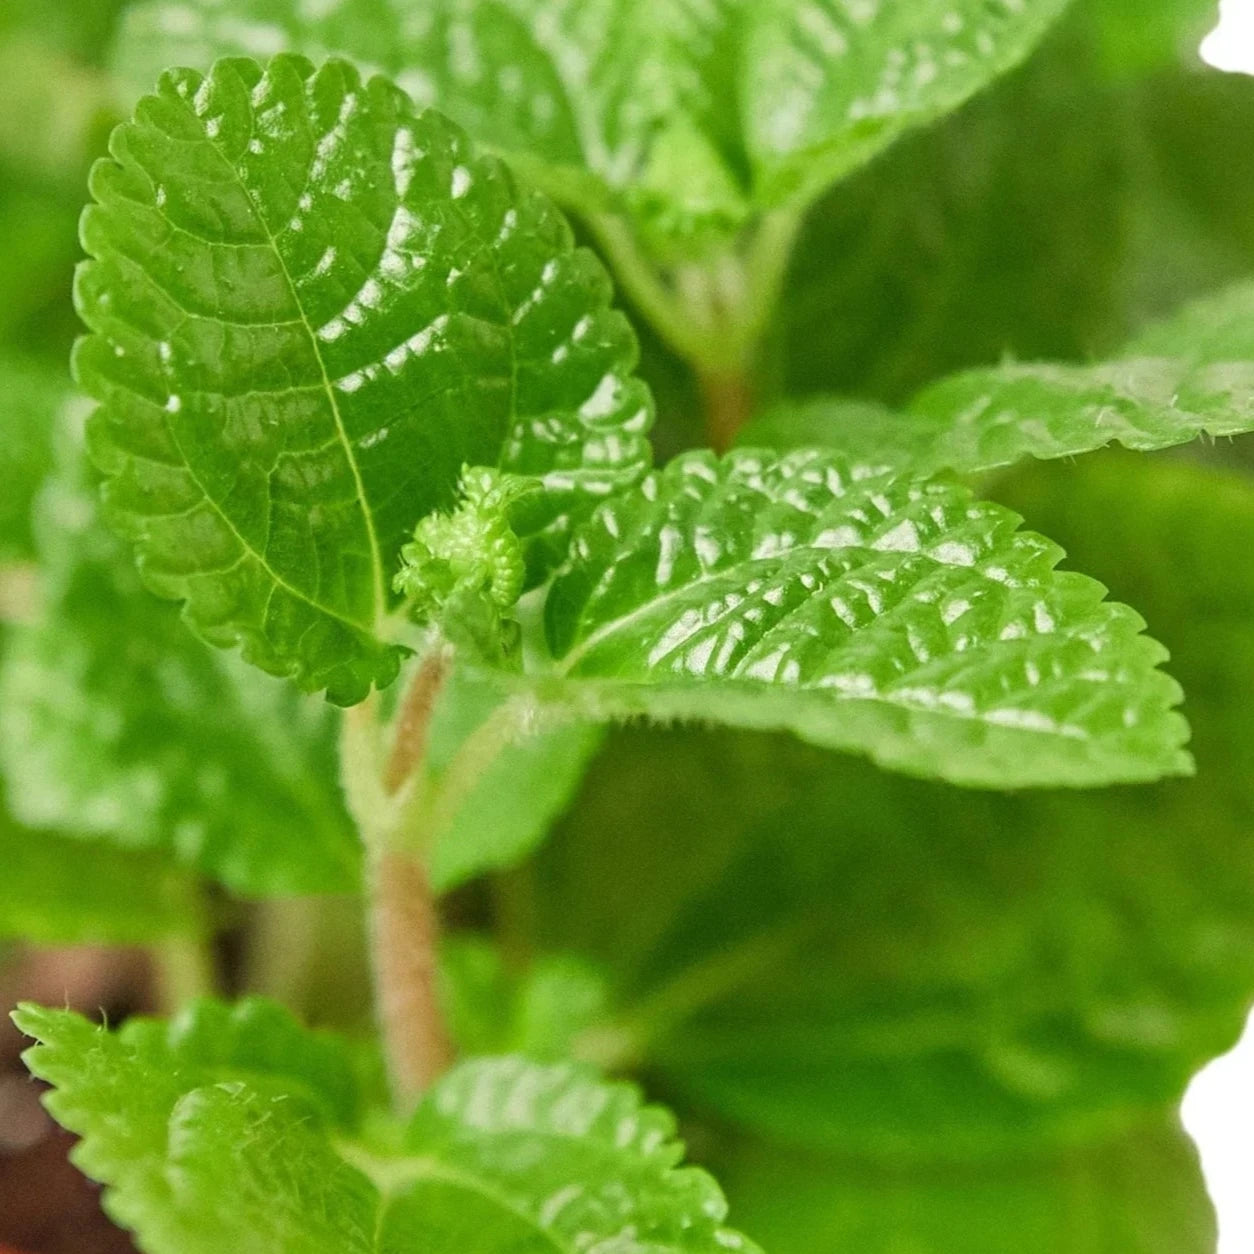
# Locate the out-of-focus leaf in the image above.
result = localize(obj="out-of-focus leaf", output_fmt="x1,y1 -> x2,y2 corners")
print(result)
539,447 -> 1189,789
425,669 -> 604,893
17,1000 -> 759,1254
79,54 -> 652,703
776,23 -> 1130,405
0,355 -> 65,561
0,446 -> 360,898
718,1119 -> 1216,1253
114,0 -> 1069,263
439,935 -> 609,1058
0,806 -> 202,946
1082,0 -> 1215,78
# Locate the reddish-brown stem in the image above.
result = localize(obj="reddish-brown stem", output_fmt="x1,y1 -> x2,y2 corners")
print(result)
369,848 -> 453,1105
382,647 -> 451,797
699,368 -> 753,453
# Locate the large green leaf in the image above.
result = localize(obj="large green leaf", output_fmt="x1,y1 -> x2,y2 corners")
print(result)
718,1119 -> 1216,1253
531,456 -> 1254,1160
537,447 -> 1189,789
78,53 -> 652,703
113,0 -> 1069,259
17,999 -> 759,1254
0,445 -> 360,897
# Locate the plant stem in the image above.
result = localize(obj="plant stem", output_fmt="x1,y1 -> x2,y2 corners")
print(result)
341,650 -> 458,1108
698,368 -> 753,453
368,847 -> 453,1106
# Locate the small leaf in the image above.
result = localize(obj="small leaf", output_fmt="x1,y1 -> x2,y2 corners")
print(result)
718,1119 -> 1216,1253
540,448 -> 1190,789
0,443 -> 360,897
17,1000 -> 759,1254
905,280 -> 1254,475
79,53 -> 652,703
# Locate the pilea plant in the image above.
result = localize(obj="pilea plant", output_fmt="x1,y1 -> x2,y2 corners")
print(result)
2,0 -> 1254,1250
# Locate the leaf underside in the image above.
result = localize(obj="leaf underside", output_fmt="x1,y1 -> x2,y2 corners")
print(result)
16,1000 -> 759,1254
540,448 -> 1190,789
78,53 -> 651,703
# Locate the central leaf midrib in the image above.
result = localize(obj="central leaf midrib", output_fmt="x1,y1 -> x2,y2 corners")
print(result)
197,86 -> 388,630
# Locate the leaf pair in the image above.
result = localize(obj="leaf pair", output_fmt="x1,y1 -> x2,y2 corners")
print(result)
112,0 -> 1072,258
15,998 -> 759,1254
78,53 -> 1203,794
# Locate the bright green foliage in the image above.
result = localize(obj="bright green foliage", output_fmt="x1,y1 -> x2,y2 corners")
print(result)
906,283 -> 1254,474
0,354 -> 65,560
540,447 -> 1189,788
439,936 -> 608,1058
113,0 -> 1071,256
719,1119 -> 1216,1253
78,53 -> 652,703
0,445 -> 359,896
17,1000 -> 759,1254
425,668 -> 603,892
0,814 -> 202,945
743,0 -> 1072,208
746,283 -> 1254,476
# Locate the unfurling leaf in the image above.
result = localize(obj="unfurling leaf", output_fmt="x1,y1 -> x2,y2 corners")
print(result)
78,53 -> 652,703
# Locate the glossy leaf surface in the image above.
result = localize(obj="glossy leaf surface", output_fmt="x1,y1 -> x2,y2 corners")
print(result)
79,54 -> 652,702
541,448 -> 1189,789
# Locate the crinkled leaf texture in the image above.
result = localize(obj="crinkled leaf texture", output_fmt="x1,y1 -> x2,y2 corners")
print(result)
78,53 -> 652,703
16,999 -> 758,1254
0,448 -> 359,897
113,0 -> 1069,253
539,448 -> 1190,789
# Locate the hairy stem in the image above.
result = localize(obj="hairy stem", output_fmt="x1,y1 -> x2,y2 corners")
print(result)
369,847 -> 453,1105
383,646 -> 451,797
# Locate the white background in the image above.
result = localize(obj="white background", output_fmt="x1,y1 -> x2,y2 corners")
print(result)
1184,11 -> 1254,1248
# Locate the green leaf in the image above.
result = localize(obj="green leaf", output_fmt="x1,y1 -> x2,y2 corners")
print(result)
0,812 -> 203,945
904,281 -> 1254,475
78,53 -> 652,703
718,1119 -> 1216,1253
0,353 -> 65,561
0,442 -> 360,897
743,0 -> 1072,209
113,0 -> 1069,261
538,447 -> 1190,789
17,999 -> 759,1254
426,667 -> 603,892
439,935 -> 609,1058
